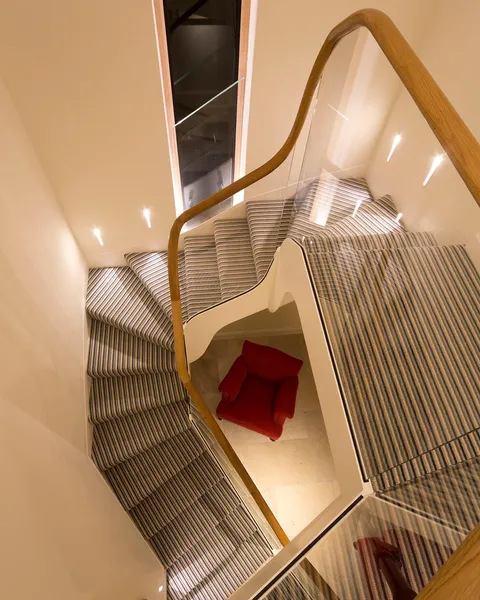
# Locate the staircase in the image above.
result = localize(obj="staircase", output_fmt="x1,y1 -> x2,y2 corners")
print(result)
86,176 -> 480,598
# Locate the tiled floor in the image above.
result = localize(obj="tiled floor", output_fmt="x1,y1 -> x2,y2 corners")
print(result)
191,333 -> 340,539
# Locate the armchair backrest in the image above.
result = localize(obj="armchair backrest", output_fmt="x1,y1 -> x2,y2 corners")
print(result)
241,340 -> 303,383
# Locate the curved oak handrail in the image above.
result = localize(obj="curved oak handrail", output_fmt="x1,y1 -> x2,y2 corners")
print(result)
168,8 -> 480,547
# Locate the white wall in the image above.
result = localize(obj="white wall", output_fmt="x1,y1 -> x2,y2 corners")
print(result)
367,0 -> 480,267
0,77 -> 164,598
216,301 -> 302,339
0,0 -> 176,267
0,402 -> 164,600
244,1 -> 436,201
0,0 -> 441,265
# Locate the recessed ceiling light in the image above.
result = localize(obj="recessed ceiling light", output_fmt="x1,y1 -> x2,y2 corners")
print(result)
423,154 -> 444,186
143,208 -> 152,228
92,227 -> 104,246
387,133 -> 402,162
158,585 -> 164,592
395,212 -> 403,223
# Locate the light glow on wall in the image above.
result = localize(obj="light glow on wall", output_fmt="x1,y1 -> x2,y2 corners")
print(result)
92,227 -> 104,246
328,104 -> 349,121
423,154 -> 444,186
143,208 -> 152,228
386,134 -> 402,162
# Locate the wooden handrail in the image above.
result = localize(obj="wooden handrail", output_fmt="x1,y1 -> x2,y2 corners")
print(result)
168,8 -> 480,547
416,524 -> 480,599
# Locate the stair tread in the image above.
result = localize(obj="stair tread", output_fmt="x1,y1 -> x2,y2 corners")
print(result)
380,457 -> 480,532
373,426 -> 480,491
264,574 -> 312,599
87,267 -> 174,348
87,320 -> 176,379
126,250 -> 189,321
103,427 -> 206,510
167,505 -> 262,597
246,198 -> 292,281
179,531 -> 272,600
151,478 -> 241,567
295,192 -> 404,246
288,176 -> 373,241
92,400 -> 191,470
184,236 -> 222,318
304,230 -> 437,253
90,370 -> 186,423
214,219 -> 258,300
309,244 -> 480,478
130,451 -> 224,538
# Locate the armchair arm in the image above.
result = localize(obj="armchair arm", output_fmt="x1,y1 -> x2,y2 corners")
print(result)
274,377 -> 299,426
218,356 -> 248,403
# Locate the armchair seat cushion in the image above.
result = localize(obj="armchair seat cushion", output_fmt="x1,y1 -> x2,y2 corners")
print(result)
217,374 -> 282,439
216,340 -> 303,440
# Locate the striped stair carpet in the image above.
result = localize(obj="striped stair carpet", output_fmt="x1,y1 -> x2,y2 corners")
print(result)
269,496 -> 457,600
85,172 -> 480,598
86,273 -> 277,597
305,242 -> 480,482
379,456 -> 480,534
263,570 -> 317,599
246,198 -> 293,280
288,177 -> 374,242
371,426 -> 480,492
264,500 -> 463,599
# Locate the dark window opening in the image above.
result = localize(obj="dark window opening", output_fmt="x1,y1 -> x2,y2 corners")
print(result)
163,0 -> 242,219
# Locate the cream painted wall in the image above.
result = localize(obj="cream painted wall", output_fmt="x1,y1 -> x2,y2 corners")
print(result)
366,0 -> 480,268
216,301 -> 302,339
0,77 -> 165,598
0,401 -> 165,600
0,1 -> 439,265
244,0 -> 436,201
0,78 -> 88,452
0,0 -> 176,267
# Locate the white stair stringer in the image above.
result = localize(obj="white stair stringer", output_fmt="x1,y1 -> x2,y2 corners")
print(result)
184,239 -> 365,509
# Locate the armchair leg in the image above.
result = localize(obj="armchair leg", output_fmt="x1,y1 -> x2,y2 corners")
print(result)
270,438 -> 276,442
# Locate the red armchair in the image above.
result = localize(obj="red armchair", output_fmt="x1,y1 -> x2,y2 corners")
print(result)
216,340 -> 303,440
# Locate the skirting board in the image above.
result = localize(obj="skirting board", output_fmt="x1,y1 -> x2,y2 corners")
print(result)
213,326 -> 303,341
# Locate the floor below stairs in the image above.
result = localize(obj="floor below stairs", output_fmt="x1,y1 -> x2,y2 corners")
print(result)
191,331 -> 340,539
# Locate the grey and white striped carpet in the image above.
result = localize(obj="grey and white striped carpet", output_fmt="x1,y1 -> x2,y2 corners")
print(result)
87,267 -> 174,349
307,244 -> 480,479
380,457 -> 480,534
103,428 -> 207,510
214,218 -> 258,300
264,496 -> 457,600
85,173 -> 480,598
88,323 -> 275,597
184,236 -> 222,318
92,400 -> 191,470
90,370 -> 186,423
263,572 -> 314,600
372,426 -> 480,492
246,198 -> 293,281
88,320 -> 176,379
288,177 -> 373,242
126,250 -> 189,321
